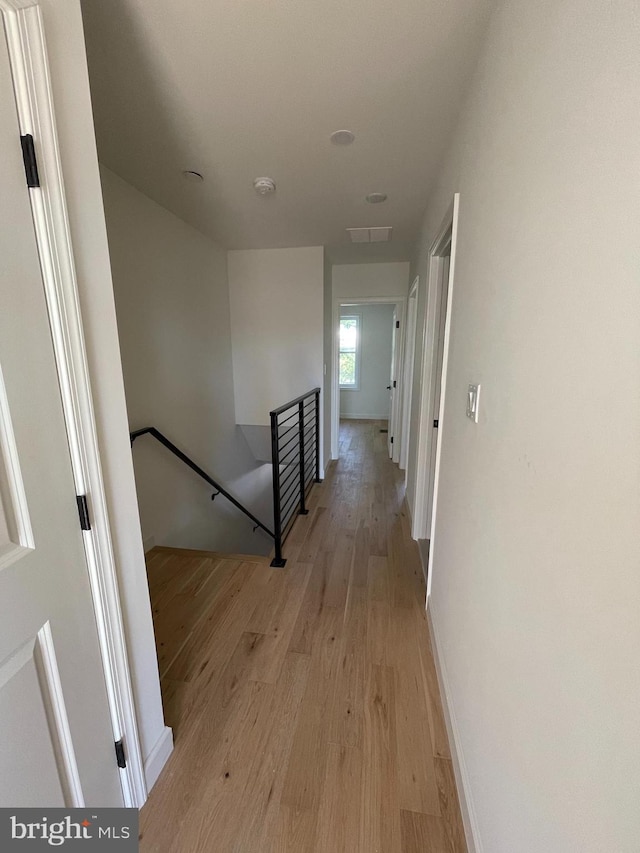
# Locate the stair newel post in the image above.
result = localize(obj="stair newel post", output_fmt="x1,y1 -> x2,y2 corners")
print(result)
270,410 -> 286,567
314,389 -> 322,483
298,400 -> 308,516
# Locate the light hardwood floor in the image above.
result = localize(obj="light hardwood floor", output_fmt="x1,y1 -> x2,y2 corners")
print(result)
139,419 -> 466,853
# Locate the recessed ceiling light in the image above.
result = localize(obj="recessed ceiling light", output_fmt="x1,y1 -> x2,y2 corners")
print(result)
365,192 -> 388,204
182,170 -> 204,183
330,129 -> 355,146
253,176 -> 276,195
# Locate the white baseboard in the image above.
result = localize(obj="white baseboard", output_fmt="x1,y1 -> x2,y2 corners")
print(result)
143,535 -> 156,554
339,413 -> 389,420
143,725 -> 173,793
417,539 -> 429,583
427,602 -> 482,853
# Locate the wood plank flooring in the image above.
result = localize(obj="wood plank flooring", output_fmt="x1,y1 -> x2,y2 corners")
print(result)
139,419 -> 466,853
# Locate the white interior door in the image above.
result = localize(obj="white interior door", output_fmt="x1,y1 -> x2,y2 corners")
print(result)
425,250 -> 451,536
0,30 -> 122,807
387,308 -> 398,457
400,281 -> 418,473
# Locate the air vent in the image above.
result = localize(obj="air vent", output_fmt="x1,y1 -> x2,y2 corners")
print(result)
347,228 -> 370,243
346,227 -> 393,243
370,227 -> 392,242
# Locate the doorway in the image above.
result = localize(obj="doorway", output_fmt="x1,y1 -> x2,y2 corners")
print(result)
331,296 -> 406,461
412,196 -> 459,597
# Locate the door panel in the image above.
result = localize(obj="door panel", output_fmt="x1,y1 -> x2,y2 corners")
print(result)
0,24 -> 121,806
388,309 -> 397,457
426,250 -> 451,537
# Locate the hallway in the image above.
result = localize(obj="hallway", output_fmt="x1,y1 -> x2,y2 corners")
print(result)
139,420 -> 466,852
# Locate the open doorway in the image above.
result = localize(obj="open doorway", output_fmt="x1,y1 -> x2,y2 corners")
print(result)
332,296 -> 406,461
412,195 -> 459,597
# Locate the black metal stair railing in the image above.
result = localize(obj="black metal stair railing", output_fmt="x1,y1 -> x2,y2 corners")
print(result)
129,427 -> 274,540
270,387 -> 322,567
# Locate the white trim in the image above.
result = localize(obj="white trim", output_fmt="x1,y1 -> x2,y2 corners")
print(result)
339,413 -> 390,420
143,535 -> 156,554
400,276 -> 419,474
412,196 -> 459,561
331,295 -> 406,461
0,363 -> 35,571
427,603 -> 482,853
425,195 -> 459,601
35,622 -> 85,808
1,2 -> 147,807
143,726 -> 174,792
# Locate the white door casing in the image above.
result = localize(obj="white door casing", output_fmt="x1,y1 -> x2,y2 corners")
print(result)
0,1 -> 147,806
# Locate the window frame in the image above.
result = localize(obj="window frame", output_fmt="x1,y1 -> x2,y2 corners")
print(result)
338,312 -> 362,391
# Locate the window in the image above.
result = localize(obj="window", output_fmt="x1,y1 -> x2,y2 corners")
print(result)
339,314 -> 361,389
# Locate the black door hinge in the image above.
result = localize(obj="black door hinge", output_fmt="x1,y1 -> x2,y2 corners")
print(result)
433,419 -> 439,428
395,320 -> 400,329
390,436 -> 394,444
393,380 -> 397,388
115,739 -> 126,769
76,495 -> 91,531
20,134 -> 40,188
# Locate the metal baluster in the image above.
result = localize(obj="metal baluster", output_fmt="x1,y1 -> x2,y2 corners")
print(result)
298,400 -> 308,516
270,411 -> 286,567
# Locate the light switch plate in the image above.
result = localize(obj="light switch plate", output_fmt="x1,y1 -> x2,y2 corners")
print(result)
467,384 -> 480,422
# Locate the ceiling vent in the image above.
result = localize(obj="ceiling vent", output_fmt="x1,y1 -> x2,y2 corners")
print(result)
347,227 -> 393,243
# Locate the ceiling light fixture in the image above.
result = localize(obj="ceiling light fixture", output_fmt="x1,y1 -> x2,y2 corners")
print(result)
330,129 -> 355,146
253,176 -> 276,195
182,170 -> 204,183
365,192 -> 388,204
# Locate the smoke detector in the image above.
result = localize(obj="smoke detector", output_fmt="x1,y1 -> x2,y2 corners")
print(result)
366,192 -> 388,204
253,177 -> 276,195
330,129 -> 355,146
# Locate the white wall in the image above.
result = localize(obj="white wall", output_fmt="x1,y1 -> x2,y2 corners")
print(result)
38,0 -> 166,787
407,1 -> 640,850
100,167 -> 273,556
228,247 -> 324,425
340,304 -> 394,419
333,261 -> 410,300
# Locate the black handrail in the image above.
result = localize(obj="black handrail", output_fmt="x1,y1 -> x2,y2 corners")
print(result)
269,388 -> 322,567
130,427 -> 274,539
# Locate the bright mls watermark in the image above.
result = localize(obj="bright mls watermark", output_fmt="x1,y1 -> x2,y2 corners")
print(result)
0,809 -> 138,850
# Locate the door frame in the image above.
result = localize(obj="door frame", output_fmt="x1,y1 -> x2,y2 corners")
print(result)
331,295 -> 406,461
412,195 -> 460,603
400,276 -> 419,475
1,1 -> 146,807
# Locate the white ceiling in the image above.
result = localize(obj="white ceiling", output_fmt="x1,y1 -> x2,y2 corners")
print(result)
81,0 -> 493,253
